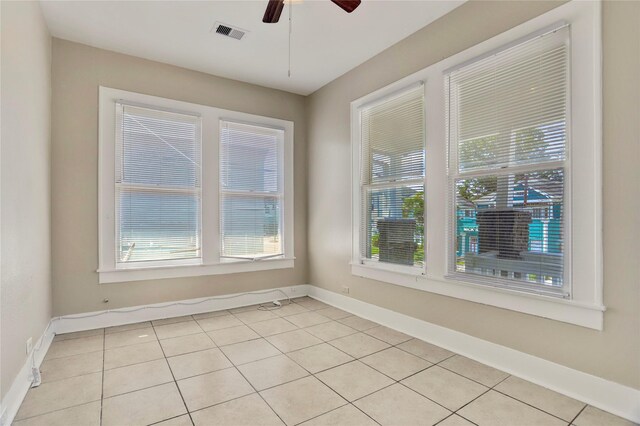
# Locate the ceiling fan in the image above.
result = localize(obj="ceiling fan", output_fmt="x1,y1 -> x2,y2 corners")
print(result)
262,0 -> 361,23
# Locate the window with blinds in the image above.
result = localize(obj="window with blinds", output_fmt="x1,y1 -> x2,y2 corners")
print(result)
115,104 -> 202,265
446,26 -> 569,295
359,84 -> 425,268
220,121 -> 284,260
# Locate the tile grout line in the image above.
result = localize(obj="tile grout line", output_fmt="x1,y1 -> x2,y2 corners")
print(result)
102,330 -> 364,405
151,315 -> 196,426
297,328 -> 457,422
13,400 -> 104,424
441,361 -> 583,425
199,320 -> 290,426
433,413 -> 473,426
395,381 -> 455,417
432,357 -> 506,389
310,301 -> 585,424
491,385 -> 582,424
204,300 -> 377,424
312,334 -> 474,422
18,305 -> 396,424
568,404 -> 588,425
99,328 -> 105,426
21,301 -> 608,426
448,373 -> 512,424
56,301 -> 323,349
350,403 -> 384,426
32,354 -> 105,385
102,341 -> 165,371
282,345 -> 354,376
290,402 -> 382,426
288,400 -> 349,426
293,298 -> 461,424
147,413 -> 192,426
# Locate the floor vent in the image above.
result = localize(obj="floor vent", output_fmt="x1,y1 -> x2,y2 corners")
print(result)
213,23 -> 247,40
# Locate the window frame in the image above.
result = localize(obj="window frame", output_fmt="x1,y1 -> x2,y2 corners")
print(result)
445,25 -> 572,298
353,82 -> 427,276
114,102 -> 204,269
350,0 -> 604,329
98,87 -> 294,283
219,120 -> 286,261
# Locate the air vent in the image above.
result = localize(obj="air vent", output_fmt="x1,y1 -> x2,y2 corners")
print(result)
212,22 -> 247,40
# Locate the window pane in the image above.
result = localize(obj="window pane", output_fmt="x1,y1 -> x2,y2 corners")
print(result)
359,85 -> 426,269
120,106 -> 200,188
362,86 -> 425,184
363,185 -> 424,267
450,26 -> 568,172
118,189 -> 200,263
220,121 -> 284,258
454,169 -> 564,288
221,194 -> 281,257
220,125 -> 280,193
116,104 -> 201,265
458,122 -> 566,172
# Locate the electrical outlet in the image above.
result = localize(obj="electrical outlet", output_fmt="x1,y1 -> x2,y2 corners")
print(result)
342,286 -> 350,294
26,337 -> 33,355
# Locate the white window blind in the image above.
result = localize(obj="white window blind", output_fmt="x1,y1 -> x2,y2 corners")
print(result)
115,103 -> 202,265
359,84 -> 425,268
446,25 -> 569,296
220,121 -> 284,260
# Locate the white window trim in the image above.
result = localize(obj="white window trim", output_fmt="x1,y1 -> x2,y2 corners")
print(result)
98,87 -> 294,284
351,0 -> 604,330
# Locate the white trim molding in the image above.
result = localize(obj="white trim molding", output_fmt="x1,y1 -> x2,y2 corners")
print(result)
55,285 -> 307,334
0,321 -> 55,426
98,258 -> 295,284
307,286 -> 640,424
352,263 -> 605,330
98,87 -> 295,284
349,0 -> 604,329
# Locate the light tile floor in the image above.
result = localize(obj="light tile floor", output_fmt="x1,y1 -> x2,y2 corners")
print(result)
13,297 -> 636,426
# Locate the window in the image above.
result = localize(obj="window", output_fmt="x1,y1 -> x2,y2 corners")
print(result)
115,104 -> 202,267
220,121 -> 284,260
99,88 -> 294,283
351,1 -> 603,329
355,84 -> 425,272
446,26 -> 569,296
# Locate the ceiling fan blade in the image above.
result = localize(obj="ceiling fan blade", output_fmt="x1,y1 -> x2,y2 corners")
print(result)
331,0 -> 361,13
263,0 -> 285,23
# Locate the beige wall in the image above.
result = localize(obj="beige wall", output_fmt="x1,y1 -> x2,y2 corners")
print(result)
306,0 -> 640,390
1,1 -> 52,400
28,0 -> 640,395
51,39 -> 308,316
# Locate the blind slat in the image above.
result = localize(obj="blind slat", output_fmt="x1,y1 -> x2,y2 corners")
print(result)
446,26 -> 569,294
359,85 -> 425,268
220,121 -> 284,259
116,104 -> 202,264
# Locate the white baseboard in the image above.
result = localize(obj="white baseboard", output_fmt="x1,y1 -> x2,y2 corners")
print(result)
0,285 -> 309,426
0,320 -> 55,426
307,286 -> 640,424
55,285 -> 309,334
5,284 -> 637,424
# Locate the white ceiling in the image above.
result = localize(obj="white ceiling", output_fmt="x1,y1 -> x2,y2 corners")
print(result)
40,0 -> 463,95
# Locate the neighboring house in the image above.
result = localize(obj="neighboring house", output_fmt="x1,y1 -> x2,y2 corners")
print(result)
456,181 -> 563,258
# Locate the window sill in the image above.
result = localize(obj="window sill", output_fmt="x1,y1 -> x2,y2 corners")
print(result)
99,258 -> 295,284
351,263 -> 605,330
